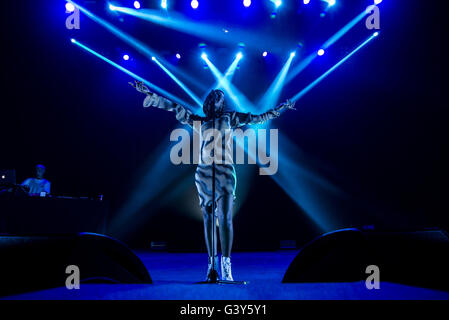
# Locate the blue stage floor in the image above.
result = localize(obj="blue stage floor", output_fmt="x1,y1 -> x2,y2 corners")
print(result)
3,251 -> 449,300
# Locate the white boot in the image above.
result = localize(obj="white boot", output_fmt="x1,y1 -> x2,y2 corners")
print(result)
221,255 -> 234,281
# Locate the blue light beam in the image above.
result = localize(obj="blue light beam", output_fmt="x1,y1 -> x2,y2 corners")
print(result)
258,51 -> 296,111
284,52 -> 317,85
68,1 -> 207,93
285,5 -> 382,85
322,10 -> 368,49
152,57 -> 203,108
201,52 -> 244,102
202,55 -> 257,113
108,5 -> 290,52
291,33 -> 378,102
70,39 -> 194,109
220,52 -> 243,86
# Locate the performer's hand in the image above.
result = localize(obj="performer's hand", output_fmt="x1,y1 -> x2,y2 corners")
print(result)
274,99 -> 296,113
129,80 -> 152,95
282,99 -> 296,110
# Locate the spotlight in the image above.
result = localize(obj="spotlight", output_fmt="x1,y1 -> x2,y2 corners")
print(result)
317,49 -> 325,56
70,38 -> 76,43
275,0 -> 282,7
151,56 -> 156,61
236,52 -> 243,60
66,2 -> 75,12
290,52 -> 296,58
176,53 -> 181,59
161,0 -> 167,9
303,0 -> 310,4
201,53 -> 207,60
123,54 -> 130,61
328,0 -> 336,6
374,0 -> 382,4
108,4 -> 116,11
373,31 -> 379,37
134,1 -> 141,9
262,51 -> 268,57
243,0 -> 251,7
191,0 -> 199,9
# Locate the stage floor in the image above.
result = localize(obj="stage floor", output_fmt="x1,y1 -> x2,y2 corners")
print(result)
3,251 -> 449,300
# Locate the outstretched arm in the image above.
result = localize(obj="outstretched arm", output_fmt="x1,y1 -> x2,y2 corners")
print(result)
230,99 -> 296,128
130,80 -> 202,127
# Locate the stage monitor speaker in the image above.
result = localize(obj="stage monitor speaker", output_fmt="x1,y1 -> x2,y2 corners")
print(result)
282,228 -> 449,291
0,233 -> 152,296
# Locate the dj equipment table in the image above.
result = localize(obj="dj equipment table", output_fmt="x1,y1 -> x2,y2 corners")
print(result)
0,197 -> 108,234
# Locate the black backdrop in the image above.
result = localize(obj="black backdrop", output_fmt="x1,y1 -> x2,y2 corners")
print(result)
1,0 -> 447,250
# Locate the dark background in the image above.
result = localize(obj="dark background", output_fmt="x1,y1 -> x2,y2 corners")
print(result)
1,0 -> 447,250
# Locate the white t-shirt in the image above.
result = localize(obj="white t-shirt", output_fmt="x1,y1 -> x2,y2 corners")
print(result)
22,178 -> 51,195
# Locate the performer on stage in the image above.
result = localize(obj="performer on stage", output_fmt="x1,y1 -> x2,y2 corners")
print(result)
21,164 -> 51,196
131,81 -> 295,281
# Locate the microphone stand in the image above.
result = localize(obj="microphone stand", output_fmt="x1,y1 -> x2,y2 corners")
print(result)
198,101 -> 246,285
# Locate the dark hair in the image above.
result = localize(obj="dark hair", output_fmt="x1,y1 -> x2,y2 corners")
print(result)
203,89 -> 226,117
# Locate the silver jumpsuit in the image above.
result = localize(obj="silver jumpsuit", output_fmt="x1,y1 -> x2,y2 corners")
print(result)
144,94 -> 281,210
